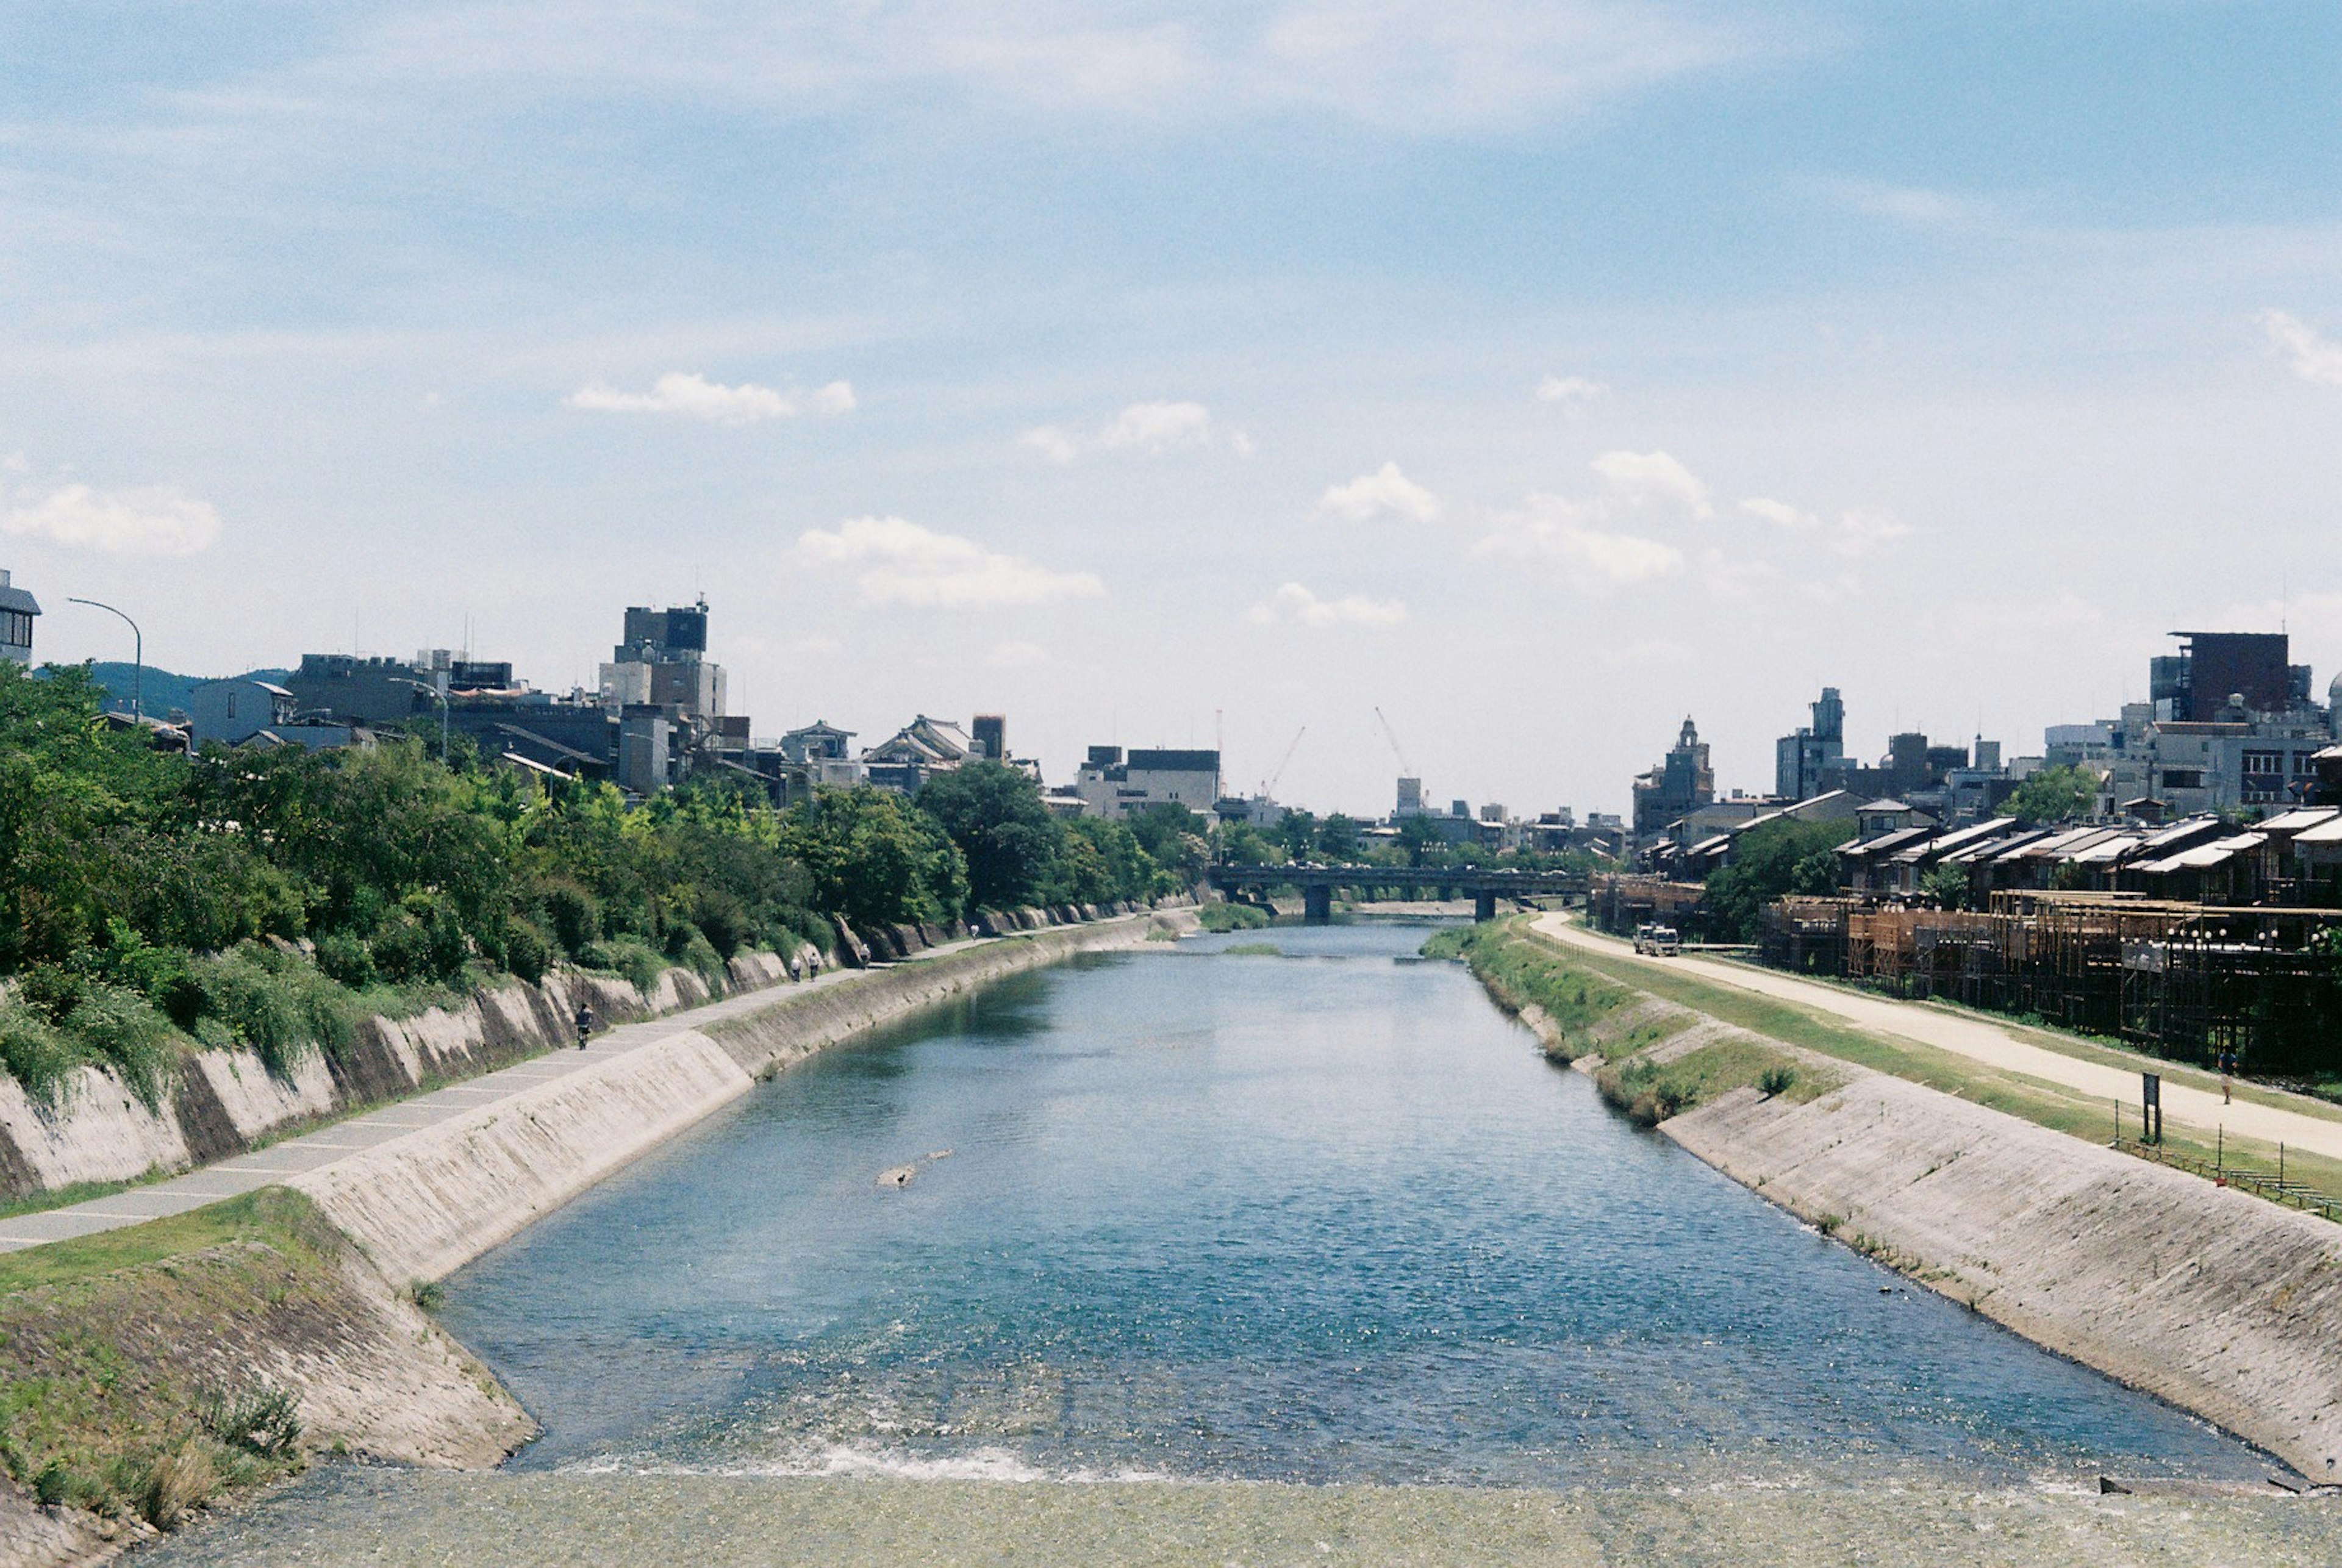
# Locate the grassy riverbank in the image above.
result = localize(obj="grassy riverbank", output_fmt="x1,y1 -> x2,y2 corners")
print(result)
1428,921 -> 1835,1123
0,1189 -> 330,1532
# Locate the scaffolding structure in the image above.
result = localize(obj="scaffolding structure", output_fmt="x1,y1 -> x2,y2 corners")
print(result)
1821,890 -> 2342,1071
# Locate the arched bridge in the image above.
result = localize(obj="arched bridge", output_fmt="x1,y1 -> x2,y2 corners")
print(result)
1205,863 -> 1589,923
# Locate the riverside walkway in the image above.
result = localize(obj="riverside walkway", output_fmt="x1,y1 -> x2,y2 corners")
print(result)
0,936 -> 994,1253
1534,912 -> 2342,1165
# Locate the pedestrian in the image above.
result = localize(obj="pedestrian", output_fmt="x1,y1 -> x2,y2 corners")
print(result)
576,999 -> 595,1051
2219,1045 -> 2235,1105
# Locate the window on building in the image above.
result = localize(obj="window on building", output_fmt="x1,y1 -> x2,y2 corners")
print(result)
0,611 -> 30,647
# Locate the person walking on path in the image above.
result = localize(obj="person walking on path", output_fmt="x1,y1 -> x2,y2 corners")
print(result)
2219,1046 -> 2236,1105
576,999 -> 596,1051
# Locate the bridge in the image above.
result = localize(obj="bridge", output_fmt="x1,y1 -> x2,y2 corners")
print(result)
1205,862 -> 1589,923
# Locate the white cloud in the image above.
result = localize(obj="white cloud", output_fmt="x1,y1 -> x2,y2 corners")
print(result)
1811,177 -> 1990,229
1247,582 -> 1408,629
1019,426 -> 1084,465
813,379 -> 858,413
1592,449 -> 1713,518
1535,374 -> 1606,405
796,515 -> 1104,609
354,2 -> 1761,136
2260,309 -> 2342,387
567,371 -> 796,424
1022,399 -> 1239,461
2,482 -> 222,557
1100,399 -> 1214,453
1739,496 -> 1819,530
1315,462 -> 1441,524
1475,493 -> 1683,584
1,453 -> 28,474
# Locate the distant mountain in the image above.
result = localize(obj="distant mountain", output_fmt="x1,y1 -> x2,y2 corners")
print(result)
82,662 -> 292,720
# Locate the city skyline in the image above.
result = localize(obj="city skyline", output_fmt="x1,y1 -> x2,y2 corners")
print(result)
5,4 -> 2340,815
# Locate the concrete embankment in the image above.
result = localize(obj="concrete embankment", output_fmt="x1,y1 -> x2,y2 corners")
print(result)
0,953 -> 788,1201
290,911 -> 1192,1288
1458,925 -> 2342,1481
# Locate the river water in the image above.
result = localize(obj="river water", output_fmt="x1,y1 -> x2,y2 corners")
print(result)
419,921 -> 2260,1491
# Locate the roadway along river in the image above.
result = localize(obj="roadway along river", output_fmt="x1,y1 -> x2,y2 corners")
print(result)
148,922 -> 2297,1563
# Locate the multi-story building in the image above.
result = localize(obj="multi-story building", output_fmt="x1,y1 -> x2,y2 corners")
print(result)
0,571 -> 38,665
1073,746 -> 1221,818
599,600 -> 726,723
1631,717 -> 1714,839
1774,687 -> 1845,800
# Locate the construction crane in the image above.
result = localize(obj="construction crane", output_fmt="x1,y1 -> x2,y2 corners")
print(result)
1373,707 -> 1417,780
1263,726 -> 1306,797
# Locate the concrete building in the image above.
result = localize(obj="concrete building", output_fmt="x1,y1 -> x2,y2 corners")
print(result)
0,571 -> 38,665
1073,746 -> 1221,818
972,714 -> 1008,762
1631,717 -> 1714,839
1774,687 -> 1845,801
599,600 -> 726,723
283,654 -> 432,729
190,678 -> 297,747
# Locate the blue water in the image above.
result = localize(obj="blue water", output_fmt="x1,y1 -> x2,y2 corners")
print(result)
438,922 -> 2268,1487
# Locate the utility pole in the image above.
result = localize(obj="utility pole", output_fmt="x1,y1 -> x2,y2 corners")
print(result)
67,598 -> 142,723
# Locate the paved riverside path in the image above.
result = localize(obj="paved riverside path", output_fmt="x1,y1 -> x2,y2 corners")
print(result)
0,937 -> 998,1254
1533,912 -> 2342,1165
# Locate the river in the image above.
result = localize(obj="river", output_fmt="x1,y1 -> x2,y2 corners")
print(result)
143,921 -> 2298,1564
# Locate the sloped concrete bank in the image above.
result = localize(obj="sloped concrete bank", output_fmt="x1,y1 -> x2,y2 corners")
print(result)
0,951 -> 808,1202
291,909 -> 1194,1289
1466,941 -> 2342,1482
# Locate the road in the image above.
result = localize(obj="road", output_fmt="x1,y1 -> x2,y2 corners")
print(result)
1533,912 -> 2342,1164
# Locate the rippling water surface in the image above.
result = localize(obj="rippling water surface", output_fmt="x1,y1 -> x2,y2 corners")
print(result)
437,922 -> 2266,1487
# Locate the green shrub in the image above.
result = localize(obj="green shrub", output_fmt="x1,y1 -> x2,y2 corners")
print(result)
60,982 -> 177,1108
312,932 -> 377,989
577,939 -> 665,995
502,918 -> 554,986
544,883 -> 601,956
0,999 -> 80,1105
199,1383 -> 301,1460
1759,1065 -> 1797,1098
1198,902 -> 1270,933
192,948 -> 354,1076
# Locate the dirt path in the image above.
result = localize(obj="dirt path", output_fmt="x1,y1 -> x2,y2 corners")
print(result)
1533,912 -> 2342,1164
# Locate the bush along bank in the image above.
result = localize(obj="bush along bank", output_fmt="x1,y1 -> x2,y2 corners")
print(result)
1427,918 -> 1835,1122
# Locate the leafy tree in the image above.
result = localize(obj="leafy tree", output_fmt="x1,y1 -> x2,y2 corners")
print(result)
1315,812 -> 1363,861
1126,803 -> 1208,889
1271,809 -> 1317,861
1919,862 -> 1970,911
1701,819 -> 1852,943
1397,815 -> 1449,868
2005,764 -> 2097,823
782,787 -> 966,929
913,762 -> 1064,912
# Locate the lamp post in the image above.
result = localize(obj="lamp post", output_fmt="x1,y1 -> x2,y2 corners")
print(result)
66,598 -> 141,723
391,676 -> 451,759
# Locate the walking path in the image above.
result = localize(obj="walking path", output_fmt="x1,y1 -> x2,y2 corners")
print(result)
0,936 -> 994,1253
1533,912 -> 2342,1165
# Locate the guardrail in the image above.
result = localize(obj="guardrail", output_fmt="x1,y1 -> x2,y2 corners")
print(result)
2113,1136 -> 2341,1223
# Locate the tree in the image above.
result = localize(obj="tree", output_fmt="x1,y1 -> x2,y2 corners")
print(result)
1270,809 -> 1317,861
1316,812 -> 1363,861
1919,863 -> 1970,911
1701,819 -> 1852,943
1397,815 -> 1448,868
2005,764 -> 2096,824
1127,803 -> 1208,887
782,787 -> 966,929
913,762 -> 1064,912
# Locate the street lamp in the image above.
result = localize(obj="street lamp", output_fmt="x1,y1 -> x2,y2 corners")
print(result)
66,598 -> 141,723
390,676 -> 451,758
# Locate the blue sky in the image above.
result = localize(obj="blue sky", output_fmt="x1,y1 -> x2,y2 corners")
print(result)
4,2 -> 2341,815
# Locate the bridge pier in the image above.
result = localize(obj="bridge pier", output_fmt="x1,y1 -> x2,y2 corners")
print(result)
1474,889 -> 1499,923
1303,885 -> 1334,923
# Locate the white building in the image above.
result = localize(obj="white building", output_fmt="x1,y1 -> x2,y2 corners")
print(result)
1073,746 -> 1220,818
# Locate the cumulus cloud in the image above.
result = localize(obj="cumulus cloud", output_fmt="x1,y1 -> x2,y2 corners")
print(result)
797,515 -> 1103,609
3,482 -> 223,557
1315,462 -> 1440,524
1247,582 -> 1408,629
2260,310 -> 2342,387
1020,400 -> 1244,462
1535,374 -> 1606,405
566,371 -> 856,424
1591,449 -> 1713,518
1738,496 -> 1819,530
1739,496 -> 1910,553
1475,493 -> 1683,584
